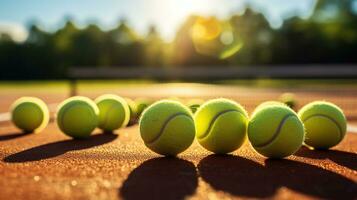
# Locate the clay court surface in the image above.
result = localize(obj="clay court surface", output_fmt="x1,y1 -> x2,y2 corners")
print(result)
0,82 -> 356,200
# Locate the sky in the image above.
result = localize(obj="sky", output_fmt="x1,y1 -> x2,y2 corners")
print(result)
0,0 -> 317,42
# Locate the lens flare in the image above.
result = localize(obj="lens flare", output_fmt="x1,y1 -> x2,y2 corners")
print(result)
191,17 -> 222,41
191,16 -> 242,59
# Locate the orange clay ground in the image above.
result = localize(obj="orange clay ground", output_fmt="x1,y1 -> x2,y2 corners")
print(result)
0,83 -> 356,200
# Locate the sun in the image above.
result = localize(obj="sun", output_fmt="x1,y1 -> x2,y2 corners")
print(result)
147,0 -> 223,41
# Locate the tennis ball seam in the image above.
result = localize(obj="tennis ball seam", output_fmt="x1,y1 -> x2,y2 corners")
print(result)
302,114 -> 343,141
253,114 -> 297,148
145,112 -> 192,145
198,109 -> 246,140
101,103 -> 123,130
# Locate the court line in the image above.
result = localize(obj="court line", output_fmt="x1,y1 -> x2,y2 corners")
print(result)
347,124 -> 357,133
0,112 -> 11,122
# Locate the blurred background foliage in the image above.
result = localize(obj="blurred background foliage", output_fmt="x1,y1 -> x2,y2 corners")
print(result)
0,0 -> 357,79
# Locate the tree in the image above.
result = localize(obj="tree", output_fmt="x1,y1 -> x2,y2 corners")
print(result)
0,33 -> 14,43
144,26 -> 166,67
108,19 -> 145,66
229,8 -> 274,65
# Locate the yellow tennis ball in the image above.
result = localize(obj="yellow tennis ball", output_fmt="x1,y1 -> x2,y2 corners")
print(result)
186,99 -> 205,113
139,100 -> 195,156
279,93 -> 297,109
253,101 -> 286,115
168,96 -> 183,103
125,98 -> 138,126
248,104 -> 304,158
298,101 -> 347,149
11,97 -> 49,133
194,98 -> 248,154
95,94 -> 130,132
135,98 -> 152,117
57,96 -> 99,139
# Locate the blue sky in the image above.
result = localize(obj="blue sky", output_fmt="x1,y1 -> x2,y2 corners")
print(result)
0,0 -> 316,42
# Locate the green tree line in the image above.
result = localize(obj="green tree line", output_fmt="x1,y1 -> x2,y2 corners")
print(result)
0,0 -> 356,79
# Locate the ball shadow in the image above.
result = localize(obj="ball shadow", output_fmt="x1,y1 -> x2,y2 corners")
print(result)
3,134 -> 118,162
265,159 -> 357,200
198,154 -> 275,198
198,155 -> 357,200
0,132 -> 33,141
119,157 -> 198,200
296,146 -> 357,171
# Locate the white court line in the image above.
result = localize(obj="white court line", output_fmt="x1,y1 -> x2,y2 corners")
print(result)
0,103 -> 58,122
347,124 -> 357,133
0,112 -> 11,122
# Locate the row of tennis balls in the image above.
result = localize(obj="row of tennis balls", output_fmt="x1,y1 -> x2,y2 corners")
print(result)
10,96 -> 201,135
10,95 -> 197,133
140,99 -> 346,158
10,96 -> 346,158
10,95 -> 148,136
10,95 -> 198,135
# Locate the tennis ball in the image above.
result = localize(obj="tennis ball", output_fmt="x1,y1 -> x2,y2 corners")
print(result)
298,101 -> 346,149
253,101 -> 285,114
135,98 -> 152,117
125,98 -> 138,125
168,96 -> 183,103
279,93 -> 297,109
194,98 -> 248,154
57,96 -> 99,139
10,97 -> 49,133
95,94 -> 130,132
186,99 -> 204,113
139,100 -> 195,156
248,104 -> 304,158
